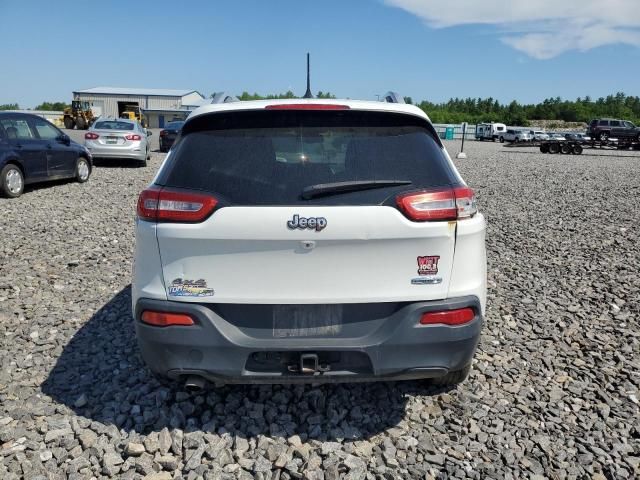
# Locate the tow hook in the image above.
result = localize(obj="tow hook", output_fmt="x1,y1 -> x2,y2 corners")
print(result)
288,353 -> 330,374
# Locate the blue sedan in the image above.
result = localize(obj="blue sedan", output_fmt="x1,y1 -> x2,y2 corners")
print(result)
0,112 -> 92,197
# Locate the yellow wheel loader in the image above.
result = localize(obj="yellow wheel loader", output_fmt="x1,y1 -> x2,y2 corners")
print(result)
119,105 -> 146,127
63,101 -> 96,130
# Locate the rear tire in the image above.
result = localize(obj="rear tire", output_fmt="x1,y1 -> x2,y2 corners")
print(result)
598,131 -> 609,142
540,143 -> 549,153
75,157 -> 90,183
548,143 -> 560,154
431,365 -> 471,386
63,117 -> 75,130
560,144 -> 572,154
1,164 -> 24,198
572,145 -> 583,155
76,117 -> 87,130
138,159 -> 147,167
499,136 -> 504,143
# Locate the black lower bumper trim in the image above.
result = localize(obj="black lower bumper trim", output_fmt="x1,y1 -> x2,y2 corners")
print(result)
134,295 -> 483,384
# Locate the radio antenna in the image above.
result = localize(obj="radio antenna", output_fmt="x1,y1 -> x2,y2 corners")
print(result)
303,53 -> 313,99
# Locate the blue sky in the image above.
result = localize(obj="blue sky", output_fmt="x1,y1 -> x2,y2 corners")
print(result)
1,0 -> 639,108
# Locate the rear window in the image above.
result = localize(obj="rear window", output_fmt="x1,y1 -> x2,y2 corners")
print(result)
166,121 -> 184,130
94,121 -> 134,130
598,120 -> 609,126
157,110 -> 460,205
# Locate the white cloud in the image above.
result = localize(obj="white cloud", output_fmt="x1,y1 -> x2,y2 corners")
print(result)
385,0 -> 640,58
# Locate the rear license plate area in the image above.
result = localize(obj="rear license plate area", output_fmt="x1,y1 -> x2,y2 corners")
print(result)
273,305 -> 343,338
106,137 -> 117,144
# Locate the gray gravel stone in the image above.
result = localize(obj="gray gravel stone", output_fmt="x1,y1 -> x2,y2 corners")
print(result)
143,472 -> 172,480
0,139 -> 638,480
124,442 -> 145,457
158,428 -> 172,455
184,444 -> 205,471
156,454 -> 179,471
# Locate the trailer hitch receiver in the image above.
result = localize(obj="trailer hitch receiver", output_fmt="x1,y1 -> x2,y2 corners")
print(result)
288,353 -> 331,374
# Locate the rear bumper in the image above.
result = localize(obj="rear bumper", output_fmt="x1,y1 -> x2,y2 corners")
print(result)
85,143 -> 146,160
134,296 -> 483,384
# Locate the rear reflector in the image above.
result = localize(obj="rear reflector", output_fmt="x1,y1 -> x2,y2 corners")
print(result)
265,104 -> 350,110
126,134 -> 142,141
137,187 -> 218,223
159,130 -> 168,136
419,308 -> 475,326
85,132 -> 99,140
141,310 -> 194,327
396,186 -> 477,221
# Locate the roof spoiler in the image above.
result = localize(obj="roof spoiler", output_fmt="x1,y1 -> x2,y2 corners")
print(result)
381,91 -> 405,104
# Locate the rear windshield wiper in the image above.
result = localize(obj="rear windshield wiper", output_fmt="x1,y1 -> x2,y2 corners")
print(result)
301,180 -> 412,200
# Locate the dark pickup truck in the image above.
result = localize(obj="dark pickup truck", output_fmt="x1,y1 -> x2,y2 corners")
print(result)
587,118 -> 640,142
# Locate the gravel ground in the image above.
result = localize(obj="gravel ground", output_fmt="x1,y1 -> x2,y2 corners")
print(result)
0,135 -> 639,480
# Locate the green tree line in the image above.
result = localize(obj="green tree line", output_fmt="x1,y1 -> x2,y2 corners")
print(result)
234,90 -> 337,101
229,90 -> 640,126
1,102 -> 70,111
412,92 -> 640,126
4,92 -> 640,126
34,101 -> 70,111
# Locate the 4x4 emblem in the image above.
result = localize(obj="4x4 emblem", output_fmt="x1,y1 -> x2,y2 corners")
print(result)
287,214 -> 327,231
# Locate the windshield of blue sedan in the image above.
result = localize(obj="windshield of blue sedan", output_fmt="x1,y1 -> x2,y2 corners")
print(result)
94,121 -> 134,130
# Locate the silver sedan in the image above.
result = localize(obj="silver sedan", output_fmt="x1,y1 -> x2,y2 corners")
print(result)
84,118 -> 151,166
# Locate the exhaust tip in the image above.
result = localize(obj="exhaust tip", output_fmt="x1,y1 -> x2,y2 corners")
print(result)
184,375 -> 207,393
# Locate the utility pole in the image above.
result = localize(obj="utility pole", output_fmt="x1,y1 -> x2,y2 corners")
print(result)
456,122 -> 468,159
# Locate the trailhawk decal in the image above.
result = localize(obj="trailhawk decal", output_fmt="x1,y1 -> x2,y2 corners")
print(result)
168,278 -> 215,297
417,256 -> 440,276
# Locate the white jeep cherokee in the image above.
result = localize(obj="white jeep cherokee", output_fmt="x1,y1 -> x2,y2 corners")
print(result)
133,99 -> 486,387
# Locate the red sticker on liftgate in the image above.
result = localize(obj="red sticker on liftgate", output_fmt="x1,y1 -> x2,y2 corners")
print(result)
417,256 -> 440,276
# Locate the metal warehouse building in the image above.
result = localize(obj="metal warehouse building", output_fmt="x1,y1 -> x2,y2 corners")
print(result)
73,87 -> 206,128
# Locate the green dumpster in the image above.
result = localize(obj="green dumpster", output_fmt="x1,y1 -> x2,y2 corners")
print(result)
445,127 -> 454,140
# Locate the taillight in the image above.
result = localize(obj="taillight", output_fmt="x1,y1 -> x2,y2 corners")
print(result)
419,308 -> 475,326
265,104 -> 350,110
136,187 -> 218,223
396,186 -> 477,221
85,132 -> 99,140
453,187 -> 477,218
141,311 -> 194,327
159,130 -> 168,137
126,134 -> 142,141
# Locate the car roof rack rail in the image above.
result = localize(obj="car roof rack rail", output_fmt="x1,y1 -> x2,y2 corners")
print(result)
210,92 -> 239,104
381,91 -> 405,104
